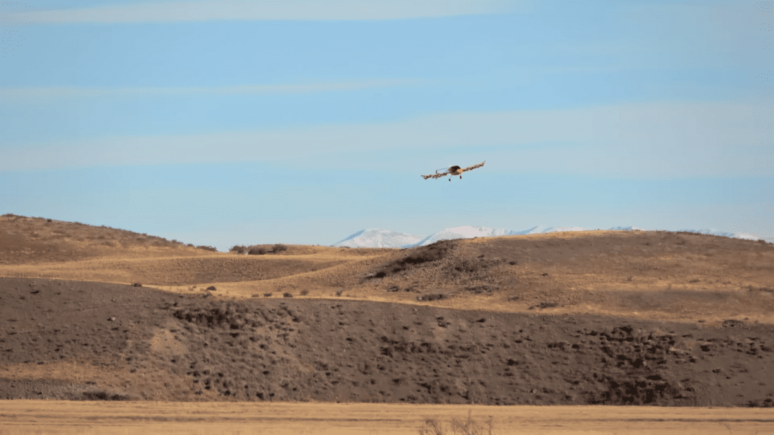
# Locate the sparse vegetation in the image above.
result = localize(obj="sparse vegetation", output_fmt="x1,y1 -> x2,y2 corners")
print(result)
530,301 -> 558,310
418,412 -> 494,435
418,418 -> 446,435
368,240 -> 458,280
230,245 -> 247,254
247,244 -> 288,255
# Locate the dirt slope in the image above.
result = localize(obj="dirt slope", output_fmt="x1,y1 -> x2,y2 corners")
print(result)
2,277 -> 773,407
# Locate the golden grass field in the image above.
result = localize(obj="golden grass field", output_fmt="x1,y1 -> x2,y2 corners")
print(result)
2,401 -> 773,435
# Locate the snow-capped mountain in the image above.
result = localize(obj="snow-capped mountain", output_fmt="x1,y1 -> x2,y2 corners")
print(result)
331,225 -> 595,248
332,229 -> 425,248
412,225 -> 542,247
331,225 -> 769,248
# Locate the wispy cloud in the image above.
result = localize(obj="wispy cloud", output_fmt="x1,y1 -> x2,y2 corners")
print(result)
0,79 -> 417,99
3,101 -> 771,178
2,0 -> 522,24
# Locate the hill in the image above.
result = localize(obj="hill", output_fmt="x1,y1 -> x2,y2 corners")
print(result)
1,215 -> 773,406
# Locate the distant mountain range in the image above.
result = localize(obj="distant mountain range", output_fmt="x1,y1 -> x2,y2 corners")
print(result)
331,225 -> 767,248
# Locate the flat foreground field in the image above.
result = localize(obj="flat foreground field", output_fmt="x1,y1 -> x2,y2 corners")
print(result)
1,401 -> 772,435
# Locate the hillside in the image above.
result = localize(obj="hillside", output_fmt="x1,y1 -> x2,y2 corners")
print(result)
1,215 -> 773,406
2,277 -> 773,406
0,214 -> 214,265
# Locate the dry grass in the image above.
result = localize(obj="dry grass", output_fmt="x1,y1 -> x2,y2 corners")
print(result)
419,411 -> 495,435
2,214 -> 774,324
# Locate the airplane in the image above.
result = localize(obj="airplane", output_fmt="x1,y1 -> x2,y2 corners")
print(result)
421,161 -> 485,181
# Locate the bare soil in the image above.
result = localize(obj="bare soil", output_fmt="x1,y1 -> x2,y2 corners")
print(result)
2,277 -> 773,407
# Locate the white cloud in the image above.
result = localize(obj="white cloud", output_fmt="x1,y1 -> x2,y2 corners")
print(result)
2,0 -> 521,24
0,79 -> 417,99
2,101 -> 771,178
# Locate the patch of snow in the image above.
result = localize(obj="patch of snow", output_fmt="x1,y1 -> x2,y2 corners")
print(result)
678,228 -> 762,241
542,226 -> 588,233
332,229 -> 424,248
412,225 -> 540,247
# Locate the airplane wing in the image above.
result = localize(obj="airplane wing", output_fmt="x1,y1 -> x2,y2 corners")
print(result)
421,171 -> 449,180
461,161 -> 485,172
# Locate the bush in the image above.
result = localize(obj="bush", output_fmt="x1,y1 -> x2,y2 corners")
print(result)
230,245 -> 247,254
271,244 -> 288,253
418,412 -> 494,435
246,244 -> 287,255
418,419 -> 446,435
196,245 -> 218,252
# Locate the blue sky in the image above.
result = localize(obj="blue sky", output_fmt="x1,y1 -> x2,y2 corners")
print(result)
1,0 -> 772,249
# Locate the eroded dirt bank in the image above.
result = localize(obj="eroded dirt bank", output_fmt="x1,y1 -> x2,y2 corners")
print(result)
1,278 -> 773,407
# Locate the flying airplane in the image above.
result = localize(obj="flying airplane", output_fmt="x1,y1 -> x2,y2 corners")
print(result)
421,161 -> 485,181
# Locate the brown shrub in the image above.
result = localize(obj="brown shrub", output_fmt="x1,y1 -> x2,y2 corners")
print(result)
230,245 -> 247,254
418,411 -> 495,435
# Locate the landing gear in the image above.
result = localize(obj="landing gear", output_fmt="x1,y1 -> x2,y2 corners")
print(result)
448,178 -> 451,182
460,175 -> 462,179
